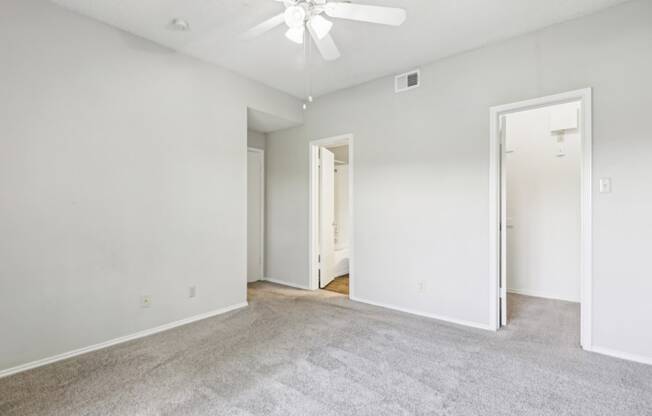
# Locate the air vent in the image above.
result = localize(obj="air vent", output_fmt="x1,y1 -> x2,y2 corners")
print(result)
395,69 -> 420,93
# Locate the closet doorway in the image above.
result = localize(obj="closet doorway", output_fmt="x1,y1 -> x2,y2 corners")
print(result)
489,89 -> 593,349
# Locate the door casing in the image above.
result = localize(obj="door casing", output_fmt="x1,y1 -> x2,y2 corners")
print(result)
309,134 -> 354,295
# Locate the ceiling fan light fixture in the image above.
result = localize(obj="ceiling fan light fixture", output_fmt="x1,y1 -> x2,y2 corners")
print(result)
284,5 -> 306,28
244,0 -> 407,62
285,26 -> 305,44
309,15 -> 332,39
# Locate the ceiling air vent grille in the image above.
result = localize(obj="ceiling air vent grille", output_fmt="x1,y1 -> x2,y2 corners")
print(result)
395,69 -> 420,93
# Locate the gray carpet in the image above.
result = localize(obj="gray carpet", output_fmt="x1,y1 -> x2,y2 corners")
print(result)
1,283 -> 651,415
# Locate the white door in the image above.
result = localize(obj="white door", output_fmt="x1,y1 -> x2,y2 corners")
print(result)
319,147 -> 336,288
500,116 -> 508,326
247,149 -> 264,282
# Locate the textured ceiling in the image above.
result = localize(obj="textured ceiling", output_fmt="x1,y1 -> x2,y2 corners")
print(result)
52,0 -> 630,98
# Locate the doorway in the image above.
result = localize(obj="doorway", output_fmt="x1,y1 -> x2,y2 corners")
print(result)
489,89 -> 592,349
247,147 -> 264,283
309,135 -> 353,296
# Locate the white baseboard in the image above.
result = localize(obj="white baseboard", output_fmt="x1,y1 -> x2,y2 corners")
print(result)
507,288 -> 579,303
263,277 -> 312,291
0,301 -> 248,379
586,345 -> 652,366
350,295 -> 494,331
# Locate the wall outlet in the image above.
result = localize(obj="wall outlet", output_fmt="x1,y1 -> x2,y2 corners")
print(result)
140,295 -> 151,308
418,280 -> 426,293
189,286 -> 196,298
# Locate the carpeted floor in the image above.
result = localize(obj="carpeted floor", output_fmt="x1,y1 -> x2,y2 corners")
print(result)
1,283 -> 651,415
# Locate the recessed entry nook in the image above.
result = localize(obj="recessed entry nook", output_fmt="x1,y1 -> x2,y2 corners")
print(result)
246,107 -> 302,290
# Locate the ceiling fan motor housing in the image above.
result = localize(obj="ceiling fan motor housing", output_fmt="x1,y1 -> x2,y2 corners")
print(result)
283,0 -> 329,27
245,0 -> 405,61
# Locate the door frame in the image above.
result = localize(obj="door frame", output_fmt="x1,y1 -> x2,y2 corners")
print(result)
488,88 -> 593,349
247,147 -> 265,282
309,134 -> 354,295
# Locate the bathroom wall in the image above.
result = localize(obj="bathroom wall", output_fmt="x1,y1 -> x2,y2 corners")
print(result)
333,163 -> 349,277
334,163 -> 349,250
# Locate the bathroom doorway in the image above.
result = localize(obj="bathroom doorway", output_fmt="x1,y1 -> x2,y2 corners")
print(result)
309,135 -> 353,296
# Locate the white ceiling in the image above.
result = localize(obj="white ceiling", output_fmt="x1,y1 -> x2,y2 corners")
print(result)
53,0 -> 629,98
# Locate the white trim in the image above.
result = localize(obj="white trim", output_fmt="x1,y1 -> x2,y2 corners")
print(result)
309,134 -> 354,297
0,302 -> 248,379
350,296 -> 494,331
248,147 -> 265,282
587,346 -> 652,366
489,88 -> 593,347
263,277 -> 312,291
507,288 -> 579,303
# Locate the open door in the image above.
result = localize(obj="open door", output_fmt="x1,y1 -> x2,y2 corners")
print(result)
500,116 -> 508,326
319,147 -> 336,288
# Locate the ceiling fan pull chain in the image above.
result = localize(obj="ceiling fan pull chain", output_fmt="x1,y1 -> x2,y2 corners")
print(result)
308,26 -> 314,103
303,26 -> 309,109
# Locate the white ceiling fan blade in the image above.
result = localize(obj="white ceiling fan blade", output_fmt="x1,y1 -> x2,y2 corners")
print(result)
242,13 -> 285,40
308,25 -> 340,61
324,3 -> 406,26
309,15 -> 333,39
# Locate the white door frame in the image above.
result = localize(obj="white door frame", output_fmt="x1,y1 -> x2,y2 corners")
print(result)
247,147 -> 265,281
309,134 -> 354,295
489,88 -> 592,349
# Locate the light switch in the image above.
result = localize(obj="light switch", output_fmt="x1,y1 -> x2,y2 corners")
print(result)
599,178 -> 612,193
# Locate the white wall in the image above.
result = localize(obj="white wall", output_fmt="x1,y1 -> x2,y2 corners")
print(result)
267,0 -> 652,359
0,0 -> 301,373
505,104 -> 581,302
247,130 -> 266,150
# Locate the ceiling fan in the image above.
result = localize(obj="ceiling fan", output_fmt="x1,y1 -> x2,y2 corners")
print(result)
243,0 -> 407,61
